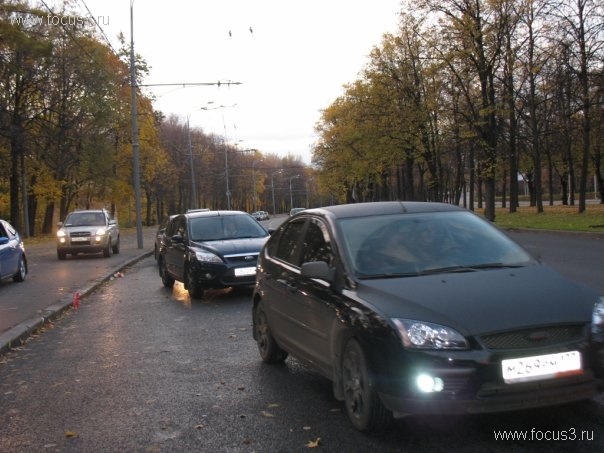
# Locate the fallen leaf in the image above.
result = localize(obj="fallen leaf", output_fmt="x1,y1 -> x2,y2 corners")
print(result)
195,424 -> 205,429
260,411 -> 275,418
267,403 -> 280,408
64,430 -> 77,438
306,437 -> 321,448
237,386 -> 245,391
303,426 -> 311,430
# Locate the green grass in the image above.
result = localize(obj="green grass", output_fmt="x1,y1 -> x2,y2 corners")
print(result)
476,204 -> 604,232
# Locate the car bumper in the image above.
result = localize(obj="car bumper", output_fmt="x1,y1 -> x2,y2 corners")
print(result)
373,342 -> 604,418
57,236 -> 110,253
189,260 -> 258,289
380,372 -> 601,417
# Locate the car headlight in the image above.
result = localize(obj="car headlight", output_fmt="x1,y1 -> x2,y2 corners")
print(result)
194,250 -> 223,264
393,319 -> 469,350
57,230 -> 66,238
592,297 -> 604,335
95,228 -> 107,236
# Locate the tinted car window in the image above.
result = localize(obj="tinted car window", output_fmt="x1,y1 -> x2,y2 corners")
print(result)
339,211 -> 532,276
274,219 -> 306,266
301,220 -> 333,265
189,215 -> 267,242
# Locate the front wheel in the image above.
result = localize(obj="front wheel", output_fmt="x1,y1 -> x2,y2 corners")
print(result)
186,265 -> 204,299
13,255 -> 27,282
159,257 -> 174,288
254,301 -> 288,363
103,238 -> 113,258
112,236 -> 120,254
57,249 -> 67,260
341,338 -> 391,432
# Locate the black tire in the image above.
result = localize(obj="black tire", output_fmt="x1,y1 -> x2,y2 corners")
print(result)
341,338 -> 391,432
254,301 -> 288,363
112,236 -> 120,254
159,257 -> 174,288
13,255 -> 26,282
103,238 -> 113,258
57,249 -> 67,260
186,265 -> 204,299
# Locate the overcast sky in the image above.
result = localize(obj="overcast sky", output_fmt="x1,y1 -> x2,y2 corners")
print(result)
67,1 -> 403,163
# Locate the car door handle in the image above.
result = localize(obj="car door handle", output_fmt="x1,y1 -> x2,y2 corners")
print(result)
276,279 -> 297,293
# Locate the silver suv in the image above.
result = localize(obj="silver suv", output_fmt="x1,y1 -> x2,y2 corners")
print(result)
57,209 -> 120,260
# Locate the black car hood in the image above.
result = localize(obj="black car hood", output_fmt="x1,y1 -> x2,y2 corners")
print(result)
191,236 -> 268,256
354,264 -> 597,335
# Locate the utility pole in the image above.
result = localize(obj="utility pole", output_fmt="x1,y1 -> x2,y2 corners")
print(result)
130,1 -> 143,248
187,117 -> 197,209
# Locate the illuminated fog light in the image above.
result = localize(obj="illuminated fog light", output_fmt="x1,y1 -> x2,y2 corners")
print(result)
95,236 -> 102,243
416,374 -> 444,393
205,273 -> 213,279
59,238 -> 66,244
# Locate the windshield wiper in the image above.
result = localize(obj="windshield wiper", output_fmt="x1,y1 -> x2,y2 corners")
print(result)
418,263 -> 524,275
357,271 -> 420,280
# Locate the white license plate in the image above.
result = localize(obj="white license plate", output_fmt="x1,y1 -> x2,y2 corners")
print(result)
71,237 -> 88,242
234,267 -> 256,277
502,350 -> 582,384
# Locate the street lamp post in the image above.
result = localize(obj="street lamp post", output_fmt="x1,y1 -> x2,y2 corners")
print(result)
224,139 -> 231,210
289,174 -> 300,211
306,177 -> 315,208
200,104 -> 236,210
271,169 -> 283,215
252,156 -> 262,212
186,116 -> 197,209
130,1 -> 143,248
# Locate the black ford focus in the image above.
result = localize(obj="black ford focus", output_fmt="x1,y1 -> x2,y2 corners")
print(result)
159,210 -> 269,299
252,201 -> 604,432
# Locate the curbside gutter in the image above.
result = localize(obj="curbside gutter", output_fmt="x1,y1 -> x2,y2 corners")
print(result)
0,250 -> 153,356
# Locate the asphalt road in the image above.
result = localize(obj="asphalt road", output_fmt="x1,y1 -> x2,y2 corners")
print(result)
1,256 -> 603,452
0,222 -> 603,452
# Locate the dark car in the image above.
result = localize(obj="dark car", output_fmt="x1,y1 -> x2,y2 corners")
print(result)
154,214 -> 177,262
252,201 -> 604,432
159,210 -> 270,299
0,219 -> 27,284
56,209 -> 120,259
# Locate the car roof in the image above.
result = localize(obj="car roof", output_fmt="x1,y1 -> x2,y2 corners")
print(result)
183,210 -> 249,219
301,201 -> 464,220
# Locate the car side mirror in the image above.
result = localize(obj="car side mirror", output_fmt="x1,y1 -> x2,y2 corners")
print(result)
300,261 -> 335,282
0,237 -> 8,245
171,234 -> 184,244
109,219 -> 117,226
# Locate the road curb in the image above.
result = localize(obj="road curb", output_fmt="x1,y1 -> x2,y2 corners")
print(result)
0,250 -> 153,356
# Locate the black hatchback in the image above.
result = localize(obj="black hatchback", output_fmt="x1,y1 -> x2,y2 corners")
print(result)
252,201 -> 604,432
159,210 -> 269,299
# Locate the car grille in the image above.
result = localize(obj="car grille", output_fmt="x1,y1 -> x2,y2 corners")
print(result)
224,253 -> 258,265
478,325 -> 585,350
70,231 -> 91,237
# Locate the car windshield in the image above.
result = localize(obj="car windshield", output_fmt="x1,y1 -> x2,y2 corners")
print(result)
64,212 -> 106,227
189,215 -> 268,241
338,211 -> 533,278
